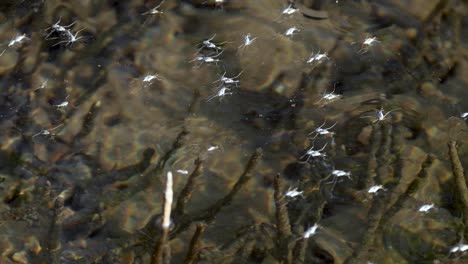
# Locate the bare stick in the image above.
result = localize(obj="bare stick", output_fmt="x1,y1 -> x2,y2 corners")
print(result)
162,172 -> 173,230
151,171 -> 174,264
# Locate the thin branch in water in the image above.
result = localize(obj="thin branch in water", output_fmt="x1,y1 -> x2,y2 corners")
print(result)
274,174 -> 292,239
184,223 -> 207,264
448,141 -> 468,228
46,189 -> 70,264
273,173 -> 293,263
175,158 -> 204,217
173,148 -> 263,236
151,171 -> 174,264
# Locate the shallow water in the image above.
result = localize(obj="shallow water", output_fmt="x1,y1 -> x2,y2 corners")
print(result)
0,0 -> 467,263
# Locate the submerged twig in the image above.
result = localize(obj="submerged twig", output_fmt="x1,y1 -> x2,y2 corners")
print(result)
348,146 -> 428,263
175,158 -> 204,217
363,124 -> 381,191
184,223 -> 207,264
273,174 -> 293,263
103,129 -> 187,207
45,191 -> 67,264
132,149 -> 262,260
295,1 -> 329,19
155,129 -> 189,173
173,148 -> 263,236
292,230 -> 307,264
73,101 -> 100,142
448,141 -> 468,228
346,195 -> 387,264
202,148 -> 263,223
187,89 -> 201,114
274,174 -> 292,239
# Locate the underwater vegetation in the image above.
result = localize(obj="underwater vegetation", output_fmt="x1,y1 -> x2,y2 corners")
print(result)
0,0 -> 468,263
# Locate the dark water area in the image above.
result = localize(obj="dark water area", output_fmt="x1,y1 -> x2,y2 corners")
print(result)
0,0 -> 468,263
